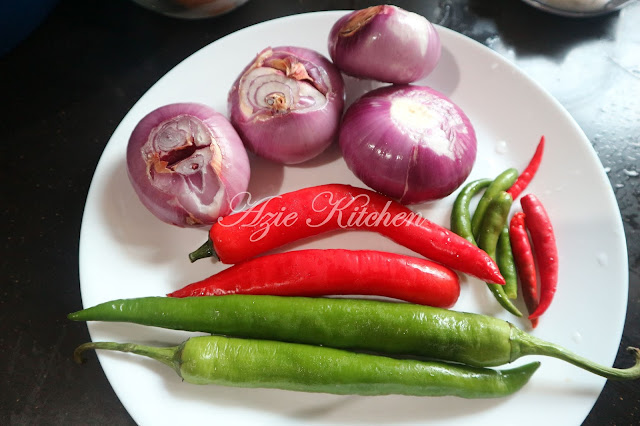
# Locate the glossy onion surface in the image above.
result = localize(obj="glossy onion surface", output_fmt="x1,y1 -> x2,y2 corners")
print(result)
126,103 -> 250,227
339,85 -> 477,204
228,46 -> 345,164
328,5 -> 441,84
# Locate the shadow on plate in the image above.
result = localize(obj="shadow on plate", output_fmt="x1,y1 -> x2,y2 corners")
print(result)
290,141 -> 345,170
423,44 -> 462,97
98,153 -> 285,289
100,156 -> 198,265
100,154 -> 285,252
243,152 -> 286,203
338,43 -> 461,101
161,362 -> 513,423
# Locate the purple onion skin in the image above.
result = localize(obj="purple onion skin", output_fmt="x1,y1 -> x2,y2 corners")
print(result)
328,5 -> 441,84
228,46 -> 345,165
126,103 -> 250,227
339,85 -> 477,204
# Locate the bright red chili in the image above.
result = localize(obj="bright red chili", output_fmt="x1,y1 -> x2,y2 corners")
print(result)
170,249 -> 460,308
520,194 -> 558,320
509,212 -> 539,328
507,136 -> 545,200
190,184 -> 505,285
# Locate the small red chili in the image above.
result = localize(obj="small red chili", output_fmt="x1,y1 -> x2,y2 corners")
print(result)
509,212 -> 539,328
190,184 -> 505,285
507,136 -> 545,200
170,249 -> 460,308
520,194 -> 558,320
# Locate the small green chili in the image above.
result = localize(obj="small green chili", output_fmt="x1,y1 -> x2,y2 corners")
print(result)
497,225 -> 518,299
451,178 -> 492,245
476,191 -> 522,317
471,168 -> 519,238
452,178 -> 518,299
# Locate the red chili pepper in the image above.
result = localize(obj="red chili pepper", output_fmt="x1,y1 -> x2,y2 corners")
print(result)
520,194 -> 558,320
170,249 -> 460,308
509,212 -> 539,328
190,184 -> 505,285
507,136 -> 545,199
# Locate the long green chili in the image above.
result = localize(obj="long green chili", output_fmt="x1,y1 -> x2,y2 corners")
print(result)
74,335 -> 541,398
69,295 -> 640,380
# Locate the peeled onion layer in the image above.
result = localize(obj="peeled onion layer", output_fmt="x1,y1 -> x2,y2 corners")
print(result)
126,103 -> 250,227
339,85 -> 477,204
228,46 -> 345,165
328,5 -> 441,84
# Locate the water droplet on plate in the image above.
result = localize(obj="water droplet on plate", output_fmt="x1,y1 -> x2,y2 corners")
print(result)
495,140 -> 508,154
596,252 -> 608,267
572,331 -> 583,344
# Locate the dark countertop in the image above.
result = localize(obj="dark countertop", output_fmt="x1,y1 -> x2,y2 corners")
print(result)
1,0 -> 638,424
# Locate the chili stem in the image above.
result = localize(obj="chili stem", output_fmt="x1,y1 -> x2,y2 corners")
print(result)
188,238 -> 217,263
74,342 -> 179,372
513,328 -> 640,380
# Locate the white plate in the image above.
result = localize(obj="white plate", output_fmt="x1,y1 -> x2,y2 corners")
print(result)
78,11 -> 628,426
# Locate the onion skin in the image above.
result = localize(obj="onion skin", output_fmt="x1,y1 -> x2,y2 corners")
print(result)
126,103 -> 250,227
328,5 -> 441,84
339,85 -> 477,204
228,46 -> 345,164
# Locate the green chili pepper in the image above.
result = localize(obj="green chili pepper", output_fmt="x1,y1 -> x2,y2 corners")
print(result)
471,168 -> 519,239
497,226 -> 518,299
73,335 -> 540,398
451,178 -> 492,245
453,179 -> 518,299
476,191 -> 522,316
69,295 -> 640,380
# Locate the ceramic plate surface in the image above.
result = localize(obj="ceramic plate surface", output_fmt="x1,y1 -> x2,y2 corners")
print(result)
79,11 -> 628,426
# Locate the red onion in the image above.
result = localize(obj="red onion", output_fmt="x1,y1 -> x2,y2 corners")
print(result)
126,103 -> 250,227
228,46 -> 345,164
339,85 -> 477,204
328,5 -> 441,84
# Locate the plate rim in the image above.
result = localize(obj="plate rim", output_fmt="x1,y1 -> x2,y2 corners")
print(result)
77,9 -> 629,426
